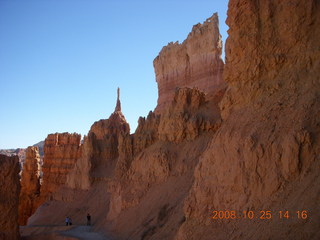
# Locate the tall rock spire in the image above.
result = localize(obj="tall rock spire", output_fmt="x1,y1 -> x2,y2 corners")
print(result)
115,87 -> 121,112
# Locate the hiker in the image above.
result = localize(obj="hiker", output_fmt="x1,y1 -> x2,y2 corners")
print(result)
69,217 -> 73,226
65,216 -> 69,226
87,213 -> 91,226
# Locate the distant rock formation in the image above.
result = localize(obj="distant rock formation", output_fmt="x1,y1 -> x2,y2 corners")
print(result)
19,147 -> 41,226
0,154 -> 20,240
40,133 -> 82,200
0,141 -> 44,172
67,88 -> 130,190
154,13 -> 225,113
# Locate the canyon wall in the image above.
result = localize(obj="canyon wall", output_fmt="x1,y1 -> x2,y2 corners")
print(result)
0,154 -> 20,240
105,86 -> 222,239
19,147 -> 41,225
178,0 -> 320,239
154,13 -> 225,113
40,133 -> 82,200
23,3 -> 320,240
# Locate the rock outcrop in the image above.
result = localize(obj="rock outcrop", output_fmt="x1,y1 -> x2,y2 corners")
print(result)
67,88 -> 130,190
178,0 -> 320,239
154,13 -> 225,113
19,147 -> 41,225
40,133 -> 82,200
158,87 -> 221,142
0,154 -> 20,240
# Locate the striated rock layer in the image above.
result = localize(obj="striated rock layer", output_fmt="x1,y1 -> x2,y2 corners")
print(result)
0,154 -> 20,240
154,13 -> 225,113
19,147 -> 41,225
40,133 -> 82,200
178,0 -> 320,239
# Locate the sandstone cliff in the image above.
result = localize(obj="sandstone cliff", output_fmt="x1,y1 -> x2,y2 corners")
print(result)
19,147 -> 41,225
40,133 -> 82,200
178,0 -> 320,239
0,154 -> 20,240
154,13 -> 225,113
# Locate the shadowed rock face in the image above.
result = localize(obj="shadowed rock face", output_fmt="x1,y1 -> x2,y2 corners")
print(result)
40,133 -> 82,199
154,13 -> 225,114
19,146 -> 41,225
0,154 -> 20,240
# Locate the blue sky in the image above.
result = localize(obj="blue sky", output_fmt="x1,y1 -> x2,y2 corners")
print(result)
0,0 -> 228,149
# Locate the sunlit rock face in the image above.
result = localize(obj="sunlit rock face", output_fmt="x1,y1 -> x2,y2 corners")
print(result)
40,133 -> 82,199
19,146 -> 41,225
154,13 -> 225,114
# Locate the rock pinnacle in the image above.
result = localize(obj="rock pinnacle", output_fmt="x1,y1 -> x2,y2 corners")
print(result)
115,87 -> 121,112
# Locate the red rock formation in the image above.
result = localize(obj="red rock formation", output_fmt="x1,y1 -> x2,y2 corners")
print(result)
158,87 -> 221,142
67,88 -> 130,190
40,133 -> 82,200
106,86 -> 222,240
178,1 -> 320,239
154,13 -> 225,113
0,154 -> 20,240
19,147 -> 41,225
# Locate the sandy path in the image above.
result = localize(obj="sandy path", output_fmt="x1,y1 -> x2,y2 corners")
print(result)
61,226 -> 110,240
20,225 -> 111,240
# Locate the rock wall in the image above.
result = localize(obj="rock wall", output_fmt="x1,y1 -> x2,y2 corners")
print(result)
178,0 -> 320,239
105,86 -> 223,239
154,13 -> 225,113
0,154 -> 20,240
158,87 -> 222,143
67,89 -> 130,190
19,146 -> 41,225
40,133 -> 82,199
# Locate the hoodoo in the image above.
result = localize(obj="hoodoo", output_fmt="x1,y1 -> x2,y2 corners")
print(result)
67,88 -> 130,190
19,146 -> 41,225
154,13 -> 225,113
40,133 -> 82,200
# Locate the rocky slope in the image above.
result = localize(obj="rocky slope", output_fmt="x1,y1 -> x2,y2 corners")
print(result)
0,154 -> 20,240
19,146 -> 41,225
154,13 -> 225,113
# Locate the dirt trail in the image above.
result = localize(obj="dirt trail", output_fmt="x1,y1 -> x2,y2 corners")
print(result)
20,225 -> 111,240
61,226 -> 110,240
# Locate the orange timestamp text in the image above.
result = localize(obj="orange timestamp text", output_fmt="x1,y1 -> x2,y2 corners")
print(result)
211,210 -> 308,220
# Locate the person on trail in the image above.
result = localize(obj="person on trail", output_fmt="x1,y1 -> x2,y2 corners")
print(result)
65,216 -> 69,226
87,213 -> 91,226
69,217 -> 72,226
